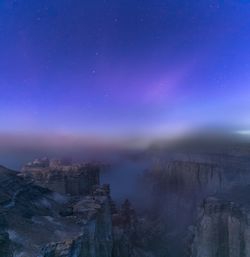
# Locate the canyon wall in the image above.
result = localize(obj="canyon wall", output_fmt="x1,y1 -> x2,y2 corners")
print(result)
138,147 -> 250,257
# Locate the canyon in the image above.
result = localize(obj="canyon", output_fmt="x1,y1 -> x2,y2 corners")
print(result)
1,139 -> 250,257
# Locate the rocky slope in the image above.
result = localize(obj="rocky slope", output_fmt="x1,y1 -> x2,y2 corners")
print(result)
0,165 -> 82,257
0,162 -> 151,257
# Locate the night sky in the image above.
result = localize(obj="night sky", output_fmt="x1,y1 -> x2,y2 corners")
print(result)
1,0 -> 250,141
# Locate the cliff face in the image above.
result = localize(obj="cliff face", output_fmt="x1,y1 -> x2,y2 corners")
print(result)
137,142 -> 250,257
41,185 -> 113,257
20,158 -> 100,196
141,161 -> 224,232
138,149 -> 250,257
146,161 -> 223,194
112,199 -> 147,257
41,191 -> 152,257
190,191 -> 250,257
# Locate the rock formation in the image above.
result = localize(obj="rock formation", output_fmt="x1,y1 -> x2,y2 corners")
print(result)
141,160 -> 225,235
2,139 -> 250,257
0,161 -> 151,257
190,186 -> 250,257
41,184 -> 113,257
41,190 -> 152,257
20,158 -> 100,196
0,165 -> 79,256
112,199 -> 140,257
138,145 -> 250,257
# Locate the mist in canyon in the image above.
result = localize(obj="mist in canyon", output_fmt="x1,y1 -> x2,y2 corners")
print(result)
1,132 -> 250,256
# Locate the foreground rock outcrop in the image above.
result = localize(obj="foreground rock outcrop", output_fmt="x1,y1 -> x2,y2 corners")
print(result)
0,162 -> 151,257
0,165 -> 85,256
41,192 -> 152,257
41,185 -> 113,257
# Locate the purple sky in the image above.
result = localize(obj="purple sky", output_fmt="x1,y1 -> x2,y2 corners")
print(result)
1,0 -> 250,142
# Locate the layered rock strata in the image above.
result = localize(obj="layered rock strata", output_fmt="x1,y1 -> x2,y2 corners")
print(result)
190,187 -> 250,257
20,158 -> 100,196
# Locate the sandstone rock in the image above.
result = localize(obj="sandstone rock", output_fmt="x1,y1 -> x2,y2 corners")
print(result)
41,190 -> 152,257
190,187 -> 250,257
41,185 -> 113,257
138,150 -> 250,257
112,199 -> 153,257
20,158 -> 100,196
0,165 -> 81,256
